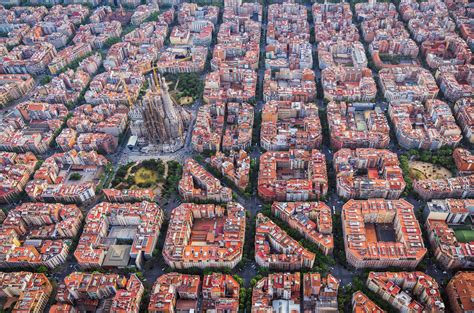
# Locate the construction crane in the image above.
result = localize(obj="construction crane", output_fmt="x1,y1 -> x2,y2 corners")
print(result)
112,71 -> 134,108
143,54 -> 193,81
152,64 -> 160,92
135,53 -> 193,101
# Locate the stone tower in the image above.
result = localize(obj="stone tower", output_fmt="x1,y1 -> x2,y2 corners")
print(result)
140,75 -> 190,150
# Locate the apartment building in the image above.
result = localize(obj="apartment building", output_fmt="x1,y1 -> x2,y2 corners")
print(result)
192,102 -> 253,152
448,1 -> 473,49
33,68 -> 90,106
204,67 -> 257,103
202,273 -> 240,312
352,291 -> 384,313
212,18 -> 260,70
266,2 -> 311,70
155,46 -> 207,74
252,272 -> 339,313
123,20 -> 168,49
272,202 -> 333,255
327,101 -> 389,150
421,36 -> 472,69
303,273 -> 339,312
67,103 -> 128,137
210,150 -> 250,191
261,100 -> 322,151
453,148 -> 474,175
322,67 -> 377,102
74,201 -> 164,268
453,98 -> 474,144
369,38 -> 419,69
446,272 -> 474,313
0,202 -> 82,268
415,174 -> 474,200
366,272 -> 445,312
149,272 -> 240,313
255,213 -> 316,270
436,64 -> 473,102
258,150 -> 328,202
25,150 -> 108,203
0,101 -> 68,154
312,3 -> 359,42
148,273 -> 201,313
131,3 -> 160,25
424,199 -> 474,270
252,272 -> 301,313
355,1 -> 398,25
84,71 -> 145,106
56,131 -> 118,154
342,199 -> 426,269
334,149 -> 406,199
171,3 -> 218,46
103,188 -> 155,203
379,67 -> 439,102
0,43 -> 57,75
163,203 -> 246,269
48,43 -> 93,74
263,68 -> 316,102
318,41 -> 367,70
389,100 -> 462,150
179,158 -> 232,203
73,21 -> 122,49
0,151 -> 37,204
0,272 -> 52,312
0,74 -> 34,108
53,272 -> 144,313
401,1 -> 456,43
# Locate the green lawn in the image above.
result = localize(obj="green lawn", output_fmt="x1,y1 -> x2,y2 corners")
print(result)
454,229 -> 474,243
134,167 -> 158,185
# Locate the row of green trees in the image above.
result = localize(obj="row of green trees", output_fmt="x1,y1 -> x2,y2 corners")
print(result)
405,148 -> 456,171
244,158 -> 258,198
55,51 -> 95,75
95,163 -> 114,193
162,161 -> 183,197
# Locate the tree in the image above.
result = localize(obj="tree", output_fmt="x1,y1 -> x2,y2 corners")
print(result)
145,12 -> 159,22
135,271 -> 144,280
37,265 -> 48,273
104,37 -> 121,48
233,275 -> 244,286
250,278 -> 257,287
69,173 -> 82,181
40,76 -> 52,85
